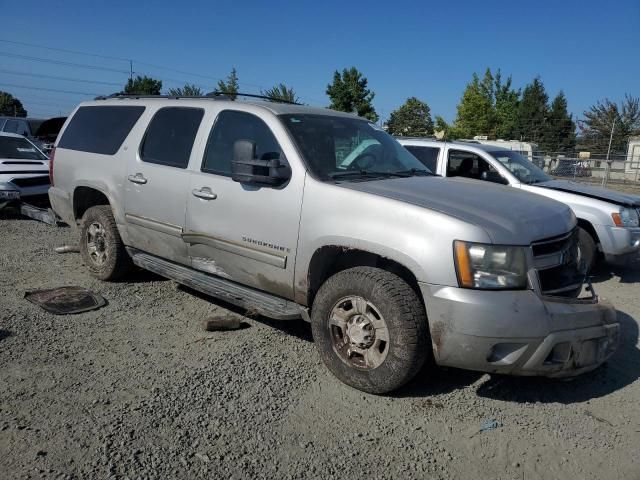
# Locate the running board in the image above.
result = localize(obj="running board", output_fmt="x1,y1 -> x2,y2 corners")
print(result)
127,249 -> 302,320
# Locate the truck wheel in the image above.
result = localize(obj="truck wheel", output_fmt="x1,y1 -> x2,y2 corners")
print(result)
311,267 -> 429,394
79,205 -> 132,281
577,227 -> 597,274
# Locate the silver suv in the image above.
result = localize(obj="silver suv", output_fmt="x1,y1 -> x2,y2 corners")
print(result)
48,96 -> 619,393
398,138 -> 640,271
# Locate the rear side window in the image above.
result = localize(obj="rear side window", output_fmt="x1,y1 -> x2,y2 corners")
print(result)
58,106 -> 145,155
3,119 -> 19,134
202,110 -> 282,176
404,145 -> 440,172
140,107 -> 204,168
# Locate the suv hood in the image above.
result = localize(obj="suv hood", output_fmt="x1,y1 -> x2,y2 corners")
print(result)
536,180 -> 640,207
341,176 -> 575,245
0,158 -> 49,175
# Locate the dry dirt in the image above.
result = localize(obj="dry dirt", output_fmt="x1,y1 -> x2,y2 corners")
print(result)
1,214 -> 639,479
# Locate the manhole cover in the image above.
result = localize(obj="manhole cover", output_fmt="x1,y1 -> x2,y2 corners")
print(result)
24,286 -> 106,315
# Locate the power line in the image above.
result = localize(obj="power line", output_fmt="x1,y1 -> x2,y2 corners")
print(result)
0,38 -> 131,62
0,51 -> 130,74
0,68 -> 123,87
0,82 -> 100,96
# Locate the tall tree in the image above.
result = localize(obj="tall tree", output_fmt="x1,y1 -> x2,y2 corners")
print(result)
123,75 -> 162,95
580,94 -> 640,154
515,77 -> 548,143
493,71 -> 520,139
0,91 -> 27,117
261,83 -> 299,103
453,69 -> 495,138
386,97 -> 434,137
217,68 -> 239,100
167,83 -> 203,96
326,67 -> 378,122
542,91 -> 576,153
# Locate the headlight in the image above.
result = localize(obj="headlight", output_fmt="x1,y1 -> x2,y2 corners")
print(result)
454,241 -> 528,290
612,207 -> 639,228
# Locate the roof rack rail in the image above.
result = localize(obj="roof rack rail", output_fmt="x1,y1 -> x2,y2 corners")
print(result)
94,91 -> 301,105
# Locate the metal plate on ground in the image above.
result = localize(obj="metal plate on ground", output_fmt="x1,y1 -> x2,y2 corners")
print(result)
24,286 -> 106,315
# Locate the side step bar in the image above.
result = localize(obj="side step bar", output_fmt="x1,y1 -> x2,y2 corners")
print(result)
127,249 -> 302,320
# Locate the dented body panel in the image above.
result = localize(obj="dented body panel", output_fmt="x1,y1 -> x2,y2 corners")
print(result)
420,283 -> 618,376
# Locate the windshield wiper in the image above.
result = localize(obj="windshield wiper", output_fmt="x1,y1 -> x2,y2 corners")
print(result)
395,168 -> 437,177
329,170 -> 411,180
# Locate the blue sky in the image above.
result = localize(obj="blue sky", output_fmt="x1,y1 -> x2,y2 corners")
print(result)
1,0 -> 638,123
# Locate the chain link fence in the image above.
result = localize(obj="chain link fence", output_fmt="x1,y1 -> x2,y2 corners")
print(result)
533,152 -> 640,194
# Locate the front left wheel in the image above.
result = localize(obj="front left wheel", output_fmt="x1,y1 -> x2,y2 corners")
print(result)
310,267 -> 430,394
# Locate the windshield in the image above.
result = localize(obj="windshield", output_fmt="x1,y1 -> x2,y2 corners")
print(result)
0,136 -> 47,160
489,150 -> 550,184
280,114 -> 431,181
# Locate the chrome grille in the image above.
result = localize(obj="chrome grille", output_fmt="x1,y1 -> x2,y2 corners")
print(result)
531,229 -> 583,297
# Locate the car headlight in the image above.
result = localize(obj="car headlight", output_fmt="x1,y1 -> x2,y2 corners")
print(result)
454,241 -> 528,290
612,207 -> 639,228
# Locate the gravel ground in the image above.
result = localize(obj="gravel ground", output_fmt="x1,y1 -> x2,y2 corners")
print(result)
1,214 -> 640,480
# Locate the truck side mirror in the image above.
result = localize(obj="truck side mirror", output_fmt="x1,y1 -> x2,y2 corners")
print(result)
481,170 -> 509,185
231,139 -> 291,186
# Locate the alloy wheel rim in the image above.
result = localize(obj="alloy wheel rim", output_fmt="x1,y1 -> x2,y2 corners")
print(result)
328,295 -> 390,370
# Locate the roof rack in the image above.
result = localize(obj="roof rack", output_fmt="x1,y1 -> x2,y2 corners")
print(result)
94,91 -> 301,105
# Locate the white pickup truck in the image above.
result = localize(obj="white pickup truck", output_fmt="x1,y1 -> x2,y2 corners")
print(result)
398,138 -> 640,271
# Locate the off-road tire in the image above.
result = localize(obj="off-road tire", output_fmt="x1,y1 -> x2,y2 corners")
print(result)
578,227 -> 597,274
79,205 -> 132,281
311,267 -> 429,394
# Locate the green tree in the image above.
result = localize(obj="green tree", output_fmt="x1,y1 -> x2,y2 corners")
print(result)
493,71 -> 520,139
453,69 -> 495,138
542,91 -> 576,153
167,83 -> 203,96
217,68 -> 239,100
326,67 -> 378,122
123,75 -> 163,95
515,77 -> 548,143
433,115 -> 466,140
0,91 -> 27,117
385,97 -> 434,137
581,94 -> 640,154
261,83 -> 299,103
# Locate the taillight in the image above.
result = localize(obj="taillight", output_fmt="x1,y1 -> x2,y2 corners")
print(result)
48,147 -> 56,186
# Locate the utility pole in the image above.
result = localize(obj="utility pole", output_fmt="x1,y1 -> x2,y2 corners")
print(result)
129,60 -> 133,82
603,117 -> 616,187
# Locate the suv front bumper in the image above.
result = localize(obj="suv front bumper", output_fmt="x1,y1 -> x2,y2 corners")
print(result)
599,225 -> 640,263
419,283 -> 619,377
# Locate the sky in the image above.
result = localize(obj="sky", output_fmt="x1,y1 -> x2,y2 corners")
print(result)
1,0 -> 638,123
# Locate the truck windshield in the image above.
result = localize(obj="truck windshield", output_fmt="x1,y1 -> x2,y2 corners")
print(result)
489,150 -> 551,184
280,114 -> 432,181
0,136 -> 47,160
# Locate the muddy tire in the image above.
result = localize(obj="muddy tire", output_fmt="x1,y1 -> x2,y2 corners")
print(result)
311,267 -> 429,394
79,205 -> 132,281
578,227 -> 597,274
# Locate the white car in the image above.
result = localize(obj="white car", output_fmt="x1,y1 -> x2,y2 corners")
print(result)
398,138 -> 640,270
0,132 -> 50,210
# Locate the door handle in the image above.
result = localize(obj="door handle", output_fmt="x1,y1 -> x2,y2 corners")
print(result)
127,173 -> 147,185
192,187 -> 217,200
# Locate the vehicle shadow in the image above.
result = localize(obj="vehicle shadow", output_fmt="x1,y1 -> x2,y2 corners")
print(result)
474,309 -> 639,404
394,366 -> 484,398
590,261 -> 640,284
0,330 -> 12,341
119,268 -> 168,284
176,284 -> 313,343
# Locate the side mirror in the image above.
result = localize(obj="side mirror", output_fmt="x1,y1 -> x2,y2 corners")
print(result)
231,139 -> 291,186
481,170 -> 509,185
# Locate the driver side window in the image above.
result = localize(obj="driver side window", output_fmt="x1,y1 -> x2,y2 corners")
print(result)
447,150 -> 502,182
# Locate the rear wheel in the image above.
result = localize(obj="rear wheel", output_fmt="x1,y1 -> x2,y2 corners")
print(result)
79,205 -> 132,280
311,267 -> 429,394
577,227 -> 597,274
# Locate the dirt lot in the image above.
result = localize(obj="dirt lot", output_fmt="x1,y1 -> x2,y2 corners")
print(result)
1,215 -> 639,480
